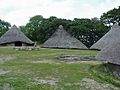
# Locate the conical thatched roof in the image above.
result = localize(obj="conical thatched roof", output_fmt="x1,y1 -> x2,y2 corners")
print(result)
0,25 -> 34,45
90,24 -> 120,50
42,25 -> 88,49
96,42 -> 120,65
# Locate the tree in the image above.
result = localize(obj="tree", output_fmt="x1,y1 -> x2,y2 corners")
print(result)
21,15 -> 109,47
21,15 -> 72,44
21,15 -> 45,43
69,18 -> 109,47
101,6 -> 120,26
90,18 -> 109,46
0,19 -> 11,36
69,18 -> 92,47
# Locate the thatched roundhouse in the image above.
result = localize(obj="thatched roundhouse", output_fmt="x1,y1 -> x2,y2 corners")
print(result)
42,25 -> 88,49
0,25 -> 34,46
90,24 -> 120,50
96,42 -> 120,65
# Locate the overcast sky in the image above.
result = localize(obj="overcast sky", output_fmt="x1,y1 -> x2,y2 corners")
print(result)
0,0 -> 120,26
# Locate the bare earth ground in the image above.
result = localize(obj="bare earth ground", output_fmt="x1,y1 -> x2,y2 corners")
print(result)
80,78 -> 119,90
0,55 -> 15,63
0,69 -> 10,76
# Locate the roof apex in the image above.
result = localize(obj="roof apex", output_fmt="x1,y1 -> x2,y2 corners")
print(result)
58,25 -> 64,30
11,25 -> 18,30
12,25 -> 17,27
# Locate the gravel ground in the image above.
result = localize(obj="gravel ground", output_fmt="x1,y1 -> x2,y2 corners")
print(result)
80,78 -> 119,90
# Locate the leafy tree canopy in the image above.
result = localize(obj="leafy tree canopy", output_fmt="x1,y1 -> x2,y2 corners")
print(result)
21,15 -> 109,47
0,19 -> 11,36
101,6 -> 120,26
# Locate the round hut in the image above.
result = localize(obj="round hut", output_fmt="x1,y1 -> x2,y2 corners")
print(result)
90,24 -> 120,50
42,25 -> 88,49
0,25 -> 34,46
96,41 -> 120,65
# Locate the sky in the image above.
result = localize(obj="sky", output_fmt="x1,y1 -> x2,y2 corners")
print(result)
0,0 -> 120,26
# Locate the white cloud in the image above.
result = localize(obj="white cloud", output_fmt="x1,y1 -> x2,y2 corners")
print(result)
0,0 -> 120,26
67,0 -> 120,19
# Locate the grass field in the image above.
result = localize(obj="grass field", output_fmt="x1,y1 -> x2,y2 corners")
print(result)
0,47 -> 120,90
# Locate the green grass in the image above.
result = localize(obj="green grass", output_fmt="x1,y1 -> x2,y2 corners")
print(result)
0,47 -> 119,90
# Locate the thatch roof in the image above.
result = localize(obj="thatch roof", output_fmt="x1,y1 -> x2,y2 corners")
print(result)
90,24 -> 120,50
0,25 -> 34,45
42,25 -> 88,49
96,42 -> 120,65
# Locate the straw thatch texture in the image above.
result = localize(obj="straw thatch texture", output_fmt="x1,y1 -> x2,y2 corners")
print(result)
0,25 -> 34,45
90,24 -> 120,50
96,42 -> 120,65
43,25 -> 88,49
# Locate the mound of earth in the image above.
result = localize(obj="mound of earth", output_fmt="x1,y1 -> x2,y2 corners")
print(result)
57,55 -> 96,61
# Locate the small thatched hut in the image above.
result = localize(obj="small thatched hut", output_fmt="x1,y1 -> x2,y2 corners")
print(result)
96,42 -> 120,65
0,25 -> 34,46
90,24 -> 120,50
96,41 -> 120,79
42,25 -> 88,49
